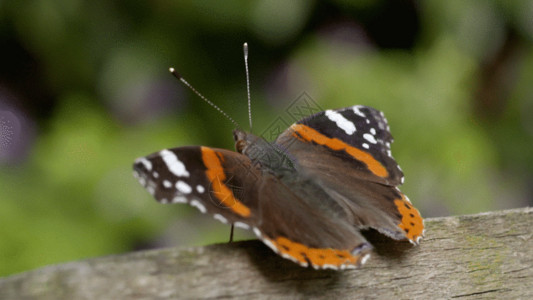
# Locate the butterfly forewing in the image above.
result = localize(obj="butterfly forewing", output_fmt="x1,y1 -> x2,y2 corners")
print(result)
134,146 -> 262,227
278,105 -> 404,186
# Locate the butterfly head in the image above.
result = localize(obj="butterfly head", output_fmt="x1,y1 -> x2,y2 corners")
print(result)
234,129 -> 296,174
234,129 -> 259,154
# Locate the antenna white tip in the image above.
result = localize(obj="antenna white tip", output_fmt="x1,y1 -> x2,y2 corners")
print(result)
243,42 -> 252,132
169,67 -> 182,80
243,43 -> 248,59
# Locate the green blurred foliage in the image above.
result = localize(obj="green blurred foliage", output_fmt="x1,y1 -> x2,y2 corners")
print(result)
1,0 -> 532,276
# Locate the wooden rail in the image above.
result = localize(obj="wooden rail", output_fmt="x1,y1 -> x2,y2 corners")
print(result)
1,207 -> 532,299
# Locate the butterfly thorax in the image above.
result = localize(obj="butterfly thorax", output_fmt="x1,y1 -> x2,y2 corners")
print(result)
233,129 -> 295,176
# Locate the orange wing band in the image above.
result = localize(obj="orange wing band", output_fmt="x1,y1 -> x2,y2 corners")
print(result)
394,195 -> 424,242
201,147 -> 251,218
291,124 -> 389,178
268,236 -> 364,268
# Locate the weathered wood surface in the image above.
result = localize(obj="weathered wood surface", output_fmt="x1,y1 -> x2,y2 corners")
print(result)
1,207 -> 532,299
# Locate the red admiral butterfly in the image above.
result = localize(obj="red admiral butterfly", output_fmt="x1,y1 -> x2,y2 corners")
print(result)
133,46 -> 424,270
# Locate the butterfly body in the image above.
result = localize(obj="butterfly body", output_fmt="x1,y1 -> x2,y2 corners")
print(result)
134,105 -> 424,270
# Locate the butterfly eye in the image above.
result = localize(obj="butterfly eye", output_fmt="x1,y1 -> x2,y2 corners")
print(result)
235,140 -> 246,153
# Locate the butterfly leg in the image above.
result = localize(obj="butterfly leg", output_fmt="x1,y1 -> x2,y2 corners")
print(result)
228,224 -> 235,243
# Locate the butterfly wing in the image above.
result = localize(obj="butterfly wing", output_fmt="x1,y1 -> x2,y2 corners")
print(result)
134,146 -> 263,227
255,174 -> 372,269
134,146 -> 371,269
275,105 -> 424,243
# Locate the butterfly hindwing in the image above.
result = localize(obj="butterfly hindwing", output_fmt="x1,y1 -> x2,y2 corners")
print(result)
254,174 -> 373,269
313,168 -> 424,243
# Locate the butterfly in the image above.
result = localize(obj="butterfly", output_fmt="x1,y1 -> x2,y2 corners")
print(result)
133,100 -> 424,270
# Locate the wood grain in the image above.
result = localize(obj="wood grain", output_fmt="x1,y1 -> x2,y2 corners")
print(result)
1,207 -> 532,299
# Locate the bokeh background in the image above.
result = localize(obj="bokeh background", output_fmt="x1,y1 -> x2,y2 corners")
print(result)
1,0 -> 533,277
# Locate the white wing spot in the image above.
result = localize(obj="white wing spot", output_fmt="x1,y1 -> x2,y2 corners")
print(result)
152,171 -> 159,178
234,222 -> 250,230
163,180 -> 172,188
160,149 -> 190,177
281,253 -> 306,266
190,199 -> 207,213
361,253 -> 371,265
196,185 -> 205,194
213,214 -> 228,224
261,237 -> 279,253
370,128 -> 376,135
325,110 -> 356,135
362,143 -> 369,149
160,198 -> 169,204
172,196 -> 187,203
352,106 -> 366,117
345,264 -> 357,270
363,133 -> 377,144
176,180 -> 192,194
136,158 -> 152,171
253,227 -> 262,237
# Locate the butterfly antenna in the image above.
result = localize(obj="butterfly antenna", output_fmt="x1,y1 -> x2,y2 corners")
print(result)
243,43 -> 252,133
169,68 -> 241,129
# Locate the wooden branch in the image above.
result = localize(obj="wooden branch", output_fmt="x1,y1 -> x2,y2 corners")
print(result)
1,208 -> 532,299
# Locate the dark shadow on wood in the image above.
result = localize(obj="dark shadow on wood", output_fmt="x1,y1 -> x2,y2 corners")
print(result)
230,240 -> 342,298
362,228 -> 414,258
